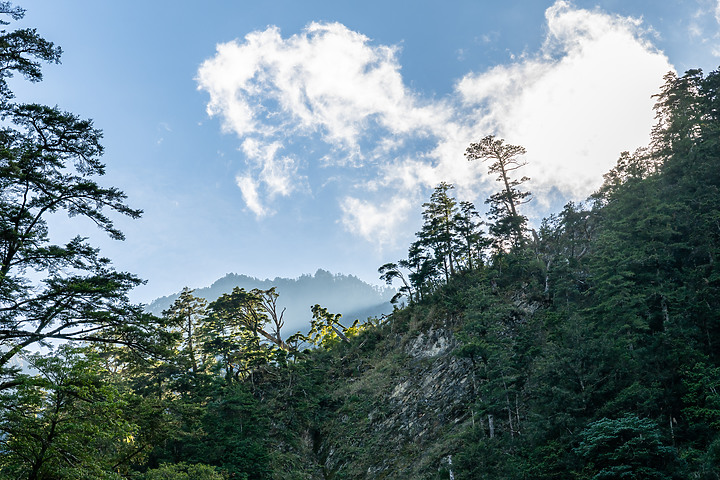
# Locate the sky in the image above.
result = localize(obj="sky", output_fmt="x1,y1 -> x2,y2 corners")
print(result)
10,0 -> 720,304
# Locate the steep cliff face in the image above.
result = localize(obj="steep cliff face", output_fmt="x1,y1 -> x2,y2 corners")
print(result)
367,327 -> 474,477
286,311 -> 478,480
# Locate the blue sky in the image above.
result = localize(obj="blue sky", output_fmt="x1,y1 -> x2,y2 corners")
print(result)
12,0 -> 720,304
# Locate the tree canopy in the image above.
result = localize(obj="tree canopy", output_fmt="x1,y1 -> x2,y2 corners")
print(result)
0,3 -> 171,380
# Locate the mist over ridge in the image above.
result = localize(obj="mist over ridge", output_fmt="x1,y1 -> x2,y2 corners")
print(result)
146,269 -> 397,334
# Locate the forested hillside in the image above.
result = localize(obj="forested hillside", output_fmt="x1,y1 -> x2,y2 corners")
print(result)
1,3 -> 720,479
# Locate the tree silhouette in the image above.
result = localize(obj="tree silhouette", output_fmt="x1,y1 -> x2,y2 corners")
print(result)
466,135 -> 531,250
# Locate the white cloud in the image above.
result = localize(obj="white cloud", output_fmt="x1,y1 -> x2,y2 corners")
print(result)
236,175 -> 268,217
156,122 -> 172,145
199,1 -> 674,245
198,21 -> 464,228
458,1 -> 671,203
233,139 -> 304,217
689,1 -> 720,56
340,196 -> 413,247
241,138 -> 303,199
197,22 -> 444,153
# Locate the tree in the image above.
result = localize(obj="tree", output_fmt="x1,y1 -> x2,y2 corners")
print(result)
163,288 -> 209,377
380,184 -> 486,302
305,304 -> 351,347
453,200 -> 487,271
209,287 -> 288,352
378,262 -> 414,304
0,346 -> 141,479
591,148 -> 656,205
650,69 -> 705,162
0,2 -> 60,103
532,201 -> 594,300
575,414 -> 683,479
195,383 -> 271,479
143,462 -> 227,480
404,238 -> 440,300
0,3 -> 163,380
465,135 -> 531,250
418,182 -> 459,283
203,287 -> 294,383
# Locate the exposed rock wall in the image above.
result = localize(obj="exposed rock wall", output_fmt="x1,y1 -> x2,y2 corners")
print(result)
312,322 -> 476,479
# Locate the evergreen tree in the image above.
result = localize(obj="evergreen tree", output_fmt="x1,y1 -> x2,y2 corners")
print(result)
163,288 -> 209,377
575,415 -> 684,479
305,304 -> 352,347
532,201 -> 594,300
0,3 -> 164,380
404,239 -> 440,301
378,262 -> 414,304
418,182 -> 459,283
0,346 -> 142,479
209,287 -> 289,352
454,200 -> 487,271
465,135 -> 531,250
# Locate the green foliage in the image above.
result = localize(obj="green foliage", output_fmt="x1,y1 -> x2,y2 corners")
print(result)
195,384 -> 271,479
454,200 -> 488,271
683,362 -> 720,430
142,463 -> 227,480
465,135 -> 531,250
125,65 -> 720,480
163,288 -> 210,377
3,12 -> 720,478
378,261 -> 414,304
382,182 -> 487,304
449,69 -> 720,479
0,2 -> 168,380
0,2 -> 61,100
419,182 -> 460,282
575,414 -> 683,479
304,304 -> 352,347
0,346 -> 140,479
453,426 -> 525,480
209,286 -> 288,351
531,201 -> 594,301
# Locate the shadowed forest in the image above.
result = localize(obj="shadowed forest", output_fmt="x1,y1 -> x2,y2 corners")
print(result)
1,3 -> 720,479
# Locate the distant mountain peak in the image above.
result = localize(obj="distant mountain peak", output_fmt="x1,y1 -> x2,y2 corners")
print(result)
146,270 -> 396,334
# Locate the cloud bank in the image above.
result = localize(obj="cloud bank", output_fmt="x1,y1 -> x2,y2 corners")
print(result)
458,1 -> 671,203
197,0 -> 672,245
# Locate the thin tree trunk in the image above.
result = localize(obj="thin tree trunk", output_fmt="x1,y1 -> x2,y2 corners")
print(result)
503,376 -> 514,438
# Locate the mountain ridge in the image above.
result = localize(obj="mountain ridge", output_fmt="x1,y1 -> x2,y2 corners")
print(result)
145,269 -> 396,334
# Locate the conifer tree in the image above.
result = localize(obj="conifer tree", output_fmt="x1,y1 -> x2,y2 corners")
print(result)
418,182 -> 459,283
465,136 -> 531,250
0,3 -> 164,381
378,262 -> 414,304
404,239 -> 440,299
209,287 -> 289,352
0,346 -> 142,478
454,200 -> 487,271
163,288 -> 209,377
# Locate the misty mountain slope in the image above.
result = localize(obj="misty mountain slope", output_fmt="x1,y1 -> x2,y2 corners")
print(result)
146,269 -> 396,333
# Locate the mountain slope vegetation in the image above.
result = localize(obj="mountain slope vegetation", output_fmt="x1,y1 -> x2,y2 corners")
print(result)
0,5 -> 719,479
